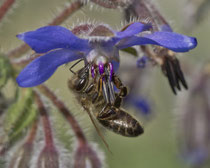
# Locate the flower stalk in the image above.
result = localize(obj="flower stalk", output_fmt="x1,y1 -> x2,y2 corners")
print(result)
37,85 -> 102,168
35,92 -> 60,168
37,84 -> 86,145
11,53 -> 43,68
91,0 -> 129,8
0,0 -> 15,22
35,92 -> 54,147
8,120 -> 38,168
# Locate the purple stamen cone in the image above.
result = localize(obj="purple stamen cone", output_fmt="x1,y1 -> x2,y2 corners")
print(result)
99,63 -> 104,75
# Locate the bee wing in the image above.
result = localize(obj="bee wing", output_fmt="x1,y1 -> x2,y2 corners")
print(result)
83,105 -> 112,153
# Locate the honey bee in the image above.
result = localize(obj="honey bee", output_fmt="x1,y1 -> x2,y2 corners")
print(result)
68,57 -> 144,145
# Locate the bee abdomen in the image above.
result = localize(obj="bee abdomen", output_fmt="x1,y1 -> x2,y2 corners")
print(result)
99,109 -> 144,137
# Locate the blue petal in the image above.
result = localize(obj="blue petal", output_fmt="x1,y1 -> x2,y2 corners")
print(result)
124,95 -> 151,116
182,148 -> 208,166
17,26 -> 91,53
160,24 -> 173,32
131,97 -> 151,116
117,31 -> 197,52
136,56 -> 148,68
111,60 -> 119,72
16,49 -> 83,87
115,22 -> 152,39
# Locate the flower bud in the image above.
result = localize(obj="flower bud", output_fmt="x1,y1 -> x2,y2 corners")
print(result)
37,145 -> 59,168
74,143 -> 104,168
8,143 -> 33,168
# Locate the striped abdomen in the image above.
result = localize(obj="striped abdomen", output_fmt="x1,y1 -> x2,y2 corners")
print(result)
98,107 -> 144,137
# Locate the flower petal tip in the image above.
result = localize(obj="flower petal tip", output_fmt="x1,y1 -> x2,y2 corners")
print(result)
16,33 -> 24,40
16,73 -> 44,87
188,37 -> 197,50
16,76 -> 30,88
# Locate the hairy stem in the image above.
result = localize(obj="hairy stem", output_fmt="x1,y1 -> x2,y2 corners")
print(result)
143,0 -> 170,29
26,119 -> 38,144
37,85 -> 103,168
11,53 -> 42,68
48,1 -> 83,26
37,84 -> 87,145
35,92 -> 54,147
0,0 -> 15,22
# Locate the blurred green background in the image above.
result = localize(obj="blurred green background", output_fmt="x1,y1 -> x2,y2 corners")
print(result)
0,0 -> 209,168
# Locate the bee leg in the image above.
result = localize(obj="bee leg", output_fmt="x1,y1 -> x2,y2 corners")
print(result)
112,74 -> 128,98
84,83 -> 94,94
91,91 -> 99,104
91,77 -> 104,104
114,95 -> 122,108
69,59 -> 84,75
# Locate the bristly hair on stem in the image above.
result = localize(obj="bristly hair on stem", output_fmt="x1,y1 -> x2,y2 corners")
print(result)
8,120 -> 38,168
35,92 -> 55,147
0,0 -> 15,22
37,84 -> 103,168
90,0 -> 133,9
37,84 -> 87,145
35,92 -> 60,168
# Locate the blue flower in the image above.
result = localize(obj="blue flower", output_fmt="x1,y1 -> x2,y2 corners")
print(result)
16,22 -> 197,87
181,148 -> 208,166
136,56 -> 148,68
125,95 -> 151,116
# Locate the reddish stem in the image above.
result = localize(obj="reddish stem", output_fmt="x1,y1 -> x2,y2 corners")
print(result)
145,0 -> 169,27
7,44 -> 30,60
0,0 -> 15,22
12,53 -> 42,67
26,119 -> 38,144
38,84 -> 87,145
35,93 -> 54,147
91,0 -> 126,9
7,1 -> 84,59
48,1 -> 83,26
37,85 -> 103,167
37,85 -> 104,167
